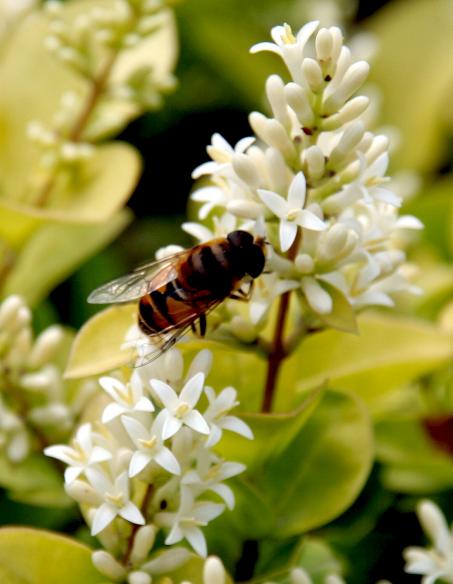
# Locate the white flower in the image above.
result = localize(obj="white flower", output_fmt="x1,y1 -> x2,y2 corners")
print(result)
246,273 -> 299,324
86,468 -> 145,535
151,373 -> 210,440
44,423 -> 112,483
192,133 -> 255,179
404,500 -> 453,584
203,386 -> 253,447
182,450 -> 245,509
258,173 -> 326,252
156,487 -> 224,557
121,415 -> 181,477
99,372 -> 155,423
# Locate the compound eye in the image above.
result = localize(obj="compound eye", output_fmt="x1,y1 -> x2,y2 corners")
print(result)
246,245 -> 265,278
227,230 -> 253,248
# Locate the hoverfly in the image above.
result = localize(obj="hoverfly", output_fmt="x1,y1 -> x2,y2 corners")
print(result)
88,230 -> 266,364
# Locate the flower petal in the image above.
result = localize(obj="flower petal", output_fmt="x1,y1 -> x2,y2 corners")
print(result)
294,210 -> 326,231
119,501 -> 145,525
220,416 -> 254,439
122,415 -> 149,444
287,172 -> 306,208
184,410 -> 210,435
209,483 -> 235,510
99,377 -> 125,402
184,526 -> 207,557
257,189 -> 287,218
102,402 -> 125,423
180,372 -> 205,407
91,503 -> 117,535
280,220 -> 298,252
64,466 -> 83,484
162,415 -> 183,440
129,451 -> 152,477
154,446 -> 181,475
150,379 -> 179,410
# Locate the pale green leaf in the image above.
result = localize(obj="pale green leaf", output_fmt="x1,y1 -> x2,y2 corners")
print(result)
368,0 -> 453,171
277,314 -> 453,411
0,454 -> 70,508
2,209 -> 131,305
263,390 -> 373,537
65,303 -> 137,379
0,528 -> 104,584
316,282 -> 358,334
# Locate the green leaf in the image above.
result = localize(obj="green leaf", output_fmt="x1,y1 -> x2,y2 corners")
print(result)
316,282 -> 358,334
215,388 -> 323,470
0,142 -> 141,229
0,454 -> 70,508
0,528 -> 103,584
367,0 -> 453,172
65,303 -> 137,378
376,419 -> 453,493
277,314 -> 453,412
261,390 -> 373,537
2,209 -> 131,306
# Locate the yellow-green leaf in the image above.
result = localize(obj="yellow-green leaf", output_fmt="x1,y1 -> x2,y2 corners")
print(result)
0,528 -> 103,584
2,209 -> 131,305
65,304 -> 137,378
278,313 -> 453,411
265,390 -> 373,537
368,0 -> 453,172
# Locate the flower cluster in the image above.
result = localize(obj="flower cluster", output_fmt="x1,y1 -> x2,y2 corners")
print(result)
404,499 -> 453,583
186,22 -> 422,337
46,348 -> 252,581
0,295 -> 94,462
26,0 -> 176,193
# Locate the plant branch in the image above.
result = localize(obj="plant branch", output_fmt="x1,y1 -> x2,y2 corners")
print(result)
33,49 -> 119,208
261,229 -> 302,413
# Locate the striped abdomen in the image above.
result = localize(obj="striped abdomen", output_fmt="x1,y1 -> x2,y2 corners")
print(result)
138,238 -> 242,336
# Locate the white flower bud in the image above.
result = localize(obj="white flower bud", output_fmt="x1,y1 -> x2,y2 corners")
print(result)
263,152 -> 288,197
295,254 -> 314,274
322,96 -> 369,130
20,366 -> 60,393
92,550 -> 126,582
130,525 -> 157,565
186,349 -> 213,380
232,154 -> 261,188
328,121 -> 365,168
65,480 -> 103,506
329,26 -> 343,63
303,145 -> 325,180
301,276 -> 333,314
29,403 -> 70,426
0,296 -> 24,328
302,58 -> 324,92
227,200 -> 262,220
28,326 -> 64,368
203,557 -> 225,584
249,113 -> 295,160
7,431 -> 29,463
323,61 -> 369,113
128,571 -> 152,584
284,83 -> 314,126
290,567 -> 312,584
325,575 -> 346,584
265,75 -> 291,129
44,34 -> 62,52
365,135 -> 390,164
316,28 -> 333,61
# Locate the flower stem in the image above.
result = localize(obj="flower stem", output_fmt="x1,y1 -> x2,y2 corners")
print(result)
261,229 -> 301,413
33,49 -> 119,208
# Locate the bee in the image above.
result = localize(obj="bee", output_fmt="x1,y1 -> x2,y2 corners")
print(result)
88,230 -> 266,364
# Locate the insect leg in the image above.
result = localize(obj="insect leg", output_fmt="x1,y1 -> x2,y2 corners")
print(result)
199,313 -> 207,337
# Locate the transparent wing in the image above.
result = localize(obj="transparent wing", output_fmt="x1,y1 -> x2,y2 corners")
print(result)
87,251 -> 189,304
